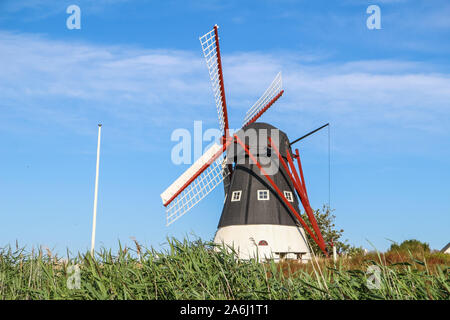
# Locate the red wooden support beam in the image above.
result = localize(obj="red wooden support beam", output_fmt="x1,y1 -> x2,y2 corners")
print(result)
268,137 -> 306,200
295,149 -> 308,198
285,147 -> 308,198
289,149 -> 327,252
235,134 -> 328,256
269,137 -> 327,255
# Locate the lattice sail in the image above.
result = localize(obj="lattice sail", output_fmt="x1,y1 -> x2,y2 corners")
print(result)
161,143 -> 230,226
199,26 -> 228,135
243,72 -> 283,127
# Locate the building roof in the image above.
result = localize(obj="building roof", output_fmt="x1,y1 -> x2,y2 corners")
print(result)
441,242 -> 450,253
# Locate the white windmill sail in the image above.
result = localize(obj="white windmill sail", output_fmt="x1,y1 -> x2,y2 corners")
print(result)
161,143 -> 230,226
242,72 -> 283,127
199,25 -> 232,193
162,26 -> 285,227
199,25 -> 229,135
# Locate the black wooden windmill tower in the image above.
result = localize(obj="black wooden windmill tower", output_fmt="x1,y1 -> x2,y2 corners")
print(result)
161,25 -> 329,261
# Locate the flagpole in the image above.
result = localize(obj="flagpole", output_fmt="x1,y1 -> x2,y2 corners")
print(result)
91,124 -> 102,256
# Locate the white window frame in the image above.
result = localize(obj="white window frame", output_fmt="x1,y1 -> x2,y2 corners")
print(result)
284,191 -> 294,202
257,189 -> 270,201
231,190 -> 242,202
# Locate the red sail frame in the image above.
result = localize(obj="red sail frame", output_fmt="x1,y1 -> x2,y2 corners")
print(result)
163,137 -> 233,207
243,90 -> 284,127
213,25 -> 230,139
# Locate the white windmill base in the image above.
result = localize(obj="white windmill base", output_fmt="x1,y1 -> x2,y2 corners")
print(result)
213,224 -> 312,263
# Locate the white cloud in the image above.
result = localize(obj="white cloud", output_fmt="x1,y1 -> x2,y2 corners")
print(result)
0,31 -> 449,155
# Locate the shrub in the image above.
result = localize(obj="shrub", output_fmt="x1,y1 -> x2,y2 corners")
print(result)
388,239 -> 430,254
300,205 -> 350,255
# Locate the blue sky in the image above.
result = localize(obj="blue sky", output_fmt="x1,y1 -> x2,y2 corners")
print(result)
0,0 -> 449,256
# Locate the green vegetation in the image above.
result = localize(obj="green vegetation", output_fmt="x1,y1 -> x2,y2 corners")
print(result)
0,238 -> 448,300
389,239 -> 431,254
300,205 -> 352,255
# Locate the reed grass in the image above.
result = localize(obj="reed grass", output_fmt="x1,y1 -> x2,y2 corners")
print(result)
0,238 -> 448,300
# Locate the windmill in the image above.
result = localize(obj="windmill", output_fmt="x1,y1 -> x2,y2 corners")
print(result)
160,25 -> 328,261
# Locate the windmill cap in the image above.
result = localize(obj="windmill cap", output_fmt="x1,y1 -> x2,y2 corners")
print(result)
229,122 -> 291,160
